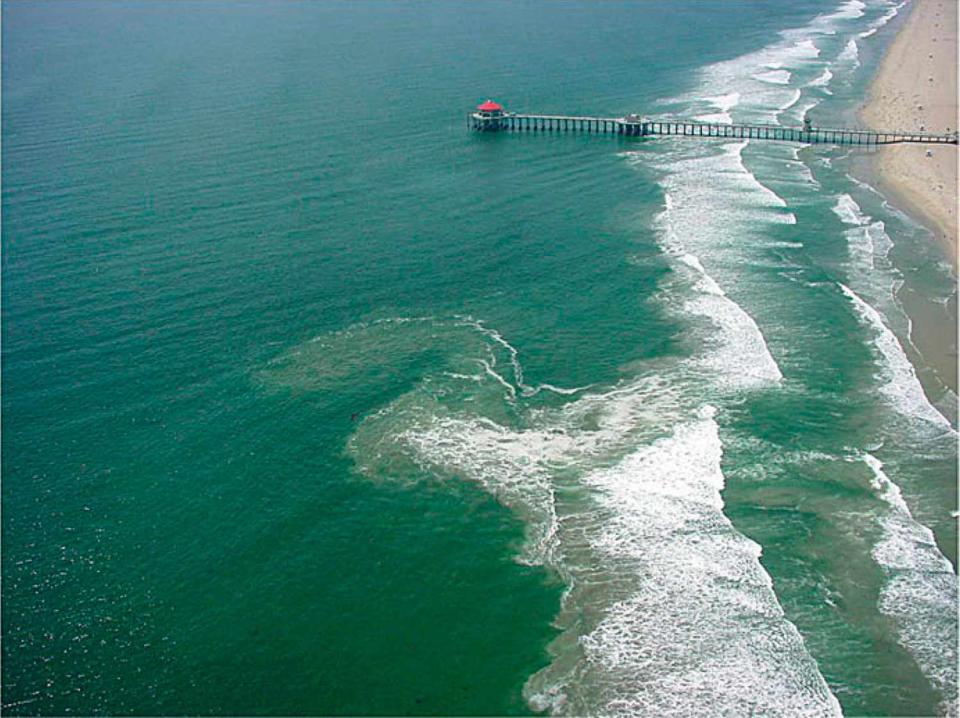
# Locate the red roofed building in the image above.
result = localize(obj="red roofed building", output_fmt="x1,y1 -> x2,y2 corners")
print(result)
471,99 -> 507,131
476,100 -> 503,114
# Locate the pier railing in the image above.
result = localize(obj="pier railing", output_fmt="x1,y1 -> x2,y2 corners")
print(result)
467,112 -> 959,146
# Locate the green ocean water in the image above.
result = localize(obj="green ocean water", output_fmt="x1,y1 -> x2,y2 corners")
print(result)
3,1 -> 957,716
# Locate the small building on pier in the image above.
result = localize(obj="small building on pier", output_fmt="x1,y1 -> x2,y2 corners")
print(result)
472,99 -> 507,130
477,99 -> 504,118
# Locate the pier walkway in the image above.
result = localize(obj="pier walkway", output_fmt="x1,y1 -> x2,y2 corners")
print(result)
467,110 -> 959,146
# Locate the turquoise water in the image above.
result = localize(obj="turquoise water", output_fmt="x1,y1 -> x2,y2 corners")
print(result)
3,1 -> 957,715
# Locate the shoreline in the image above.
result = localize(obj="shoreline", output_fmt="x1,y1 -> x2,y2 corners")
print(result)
860,0 -> 959,270
859,0 -> 959,396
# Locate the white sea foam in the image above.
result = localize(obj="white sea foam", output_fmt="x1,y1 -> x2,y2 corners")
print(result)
651,142 -> 792,219
442,371 -> 483,383
678,254 -> 784,388
837,38 -> 861,68
709,91 -> 741,113
771,144 -> 820,192
754,69 -> 792,85
833,194 -> 894,265
696,92 -> 740,123
806,0 -> 866,34
787,152 -> 821,187
809,68 -> 834,87
381,373 -> 685,566
673,34 -> 821,125
674,0 -> 874,129
569,411 -> 842,717
859,2 -> 905,38
779,88 -> 803,112
400,413 -> 562,564
279,311 -> 590,426
827,0 -> 866,21
851,222 -> 889,264
477,357 -> 517,401
728,142 -> 796,220
645,141 -> 790,391
536,382 -> 586,396
677,254 -> 723,294
840,284 -> 954,431
862,454 -> 958,714
866,225 -> 893,258
833,193 -> 870,225
845,172 -> 929,229
788,38 -> 823,59
455,316 -> 590,399
781,95 -> 823,128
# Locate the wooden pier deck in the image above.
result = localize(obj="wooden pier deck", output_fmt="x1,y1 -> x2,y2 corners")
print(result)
468,112 -> 959,146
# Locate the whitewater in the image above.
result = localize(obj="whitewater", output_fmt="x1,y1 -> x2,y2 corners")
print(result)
333,0 -> 959,714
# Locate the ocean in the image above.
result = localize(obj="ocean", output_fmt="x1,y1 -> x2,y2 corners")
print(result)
2,0 -> 957,715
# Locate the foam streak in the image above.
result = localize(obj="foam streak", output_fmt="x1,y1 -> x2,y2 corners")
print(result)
863,454 -> 958,715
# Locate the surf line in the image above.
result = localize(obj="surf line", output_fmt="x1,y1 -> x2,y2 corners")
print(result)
532,406 -> 843,716
859,452 -> 958,713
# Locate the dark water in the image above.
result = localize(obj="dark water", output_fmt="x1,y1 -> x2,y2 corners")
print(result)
3,1 -> 957,715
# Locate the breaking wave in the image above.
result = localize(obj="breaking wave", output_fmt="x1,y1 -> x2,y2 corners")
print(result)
529,410 -> 841,717
839,284 -> 954,431
862,454 -> 958,715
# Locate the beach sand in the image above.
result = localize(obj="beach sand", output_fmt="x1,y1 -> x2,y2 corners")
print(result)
861,0 -> 959,269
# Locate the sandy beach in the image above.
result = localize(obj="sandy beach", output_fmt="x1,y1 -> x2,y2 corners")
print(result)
861,0 -> 959,269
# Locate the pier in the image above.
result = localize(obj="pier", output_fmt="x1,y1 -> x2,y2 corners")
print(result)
467,100 -> 959,146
